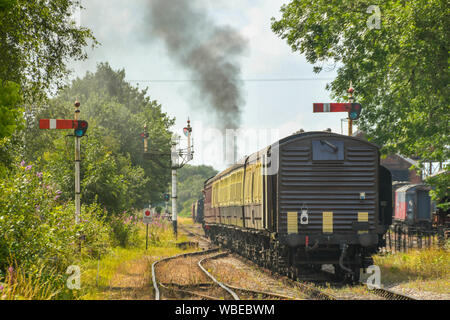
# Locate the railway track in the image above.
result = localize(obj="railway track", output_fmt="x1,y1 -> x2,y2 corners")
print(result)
178,224 -> 211,250
228,252 -> 336,300
179,225 -> 420,301
152,246 -> 301,300
152,248 -> 224,300
176,224 -> 334,300
363,285 -> 417,300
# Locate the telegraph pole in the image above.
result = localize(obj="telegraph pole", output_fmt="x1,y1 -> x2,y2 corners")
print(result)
74,100 -> 81,224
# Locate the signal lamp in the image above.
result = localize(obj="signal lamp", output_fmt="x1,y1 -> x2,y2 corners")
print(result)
74,120 -> 88,137
348,103 -> 362,120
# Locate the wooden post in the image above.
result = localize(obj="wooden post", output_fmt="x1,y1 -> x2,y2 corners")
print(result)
347,83 -> 354,136
146,223 -> 148,250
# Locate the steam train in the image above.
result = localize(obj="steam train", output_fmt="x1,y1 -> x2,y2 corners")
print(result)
199,131 -> 392,282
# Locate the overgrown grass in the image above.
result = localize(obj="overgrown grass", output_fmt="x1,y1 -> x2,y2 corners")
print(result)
178,216 -> 194,226
1,215 -> 203,300
372,247 -> 450,294
373,248 -> 449,281
0,264 -> 72,300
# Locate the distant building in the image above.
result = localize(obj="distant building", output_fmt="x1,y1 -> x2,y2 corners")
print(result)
380,154 -> 422,183
354,131 -> 422,183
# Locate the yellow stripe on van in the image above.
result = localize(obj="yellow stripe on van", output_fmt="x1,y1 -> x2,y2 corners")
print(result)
358,212 -> 368,222
287,212 -> 298,234
358,212 -> 369,234
323,212 -> 333,233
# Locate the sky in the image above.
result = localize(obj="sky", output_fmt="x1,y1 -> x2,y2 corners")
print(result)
70,0 -> 353,171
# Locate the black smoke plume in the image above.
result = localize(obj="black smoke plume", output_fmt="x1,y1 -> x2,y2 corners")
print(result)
146,0 -> 247,131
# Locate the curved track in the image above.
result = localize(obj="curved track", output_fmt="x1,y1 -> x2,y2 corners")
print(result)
152,247 -> 301,300
152,248 -> 220,300
152,249 -> 241,300
197,252 -> 240,300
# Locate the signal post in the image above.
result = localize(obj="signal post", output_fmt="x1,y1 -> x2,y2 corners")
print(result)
142,119 -> 193,237
74,101 -> 81,223
39,101 -> 88,225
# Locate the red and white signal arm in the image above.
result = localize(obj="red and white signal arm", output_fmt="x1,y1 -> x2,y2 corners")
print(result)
313,103 -> 352,113
39,119 -> 77,129
143,208 -> 152,224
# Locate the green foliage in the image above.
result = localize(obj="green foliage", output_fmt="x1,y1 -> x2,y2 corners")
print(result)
0,161 -> 112,271
425,167 -> 450,211
176,165 -> 217,216
0,0 -> 98,99
147,217 -> 176,247
0,80 -> 22,140
272,1 -> 449,171
109,212 -> 140,247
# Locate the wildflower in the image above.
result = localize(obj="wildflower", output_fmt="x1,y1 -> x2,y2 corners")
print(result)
56,190 -> 62,195
36,172 -> 43,178
25,165 -> 32,171
20,160 -> 25,167
0,285 -> 3,291
8,266 -> 13,273
54,195 -> 60,200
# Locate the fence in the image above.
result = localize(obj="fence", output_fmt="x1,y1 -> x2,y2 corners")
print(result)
380,226 -> 448,253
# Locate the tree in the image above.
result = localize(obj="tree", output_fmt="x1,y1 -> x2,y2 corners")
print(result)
176,165 -> 218,216
0,0 -> 97,173
26,63 -> 174,212
272,0 -> 449,203
0,0 -> 98,99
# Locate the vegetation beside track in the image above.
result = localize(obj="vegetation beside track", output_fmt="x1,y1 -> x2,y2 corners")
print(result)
372,247 -> 450,295
0,216 -> 195,300
78,217 -> 195,300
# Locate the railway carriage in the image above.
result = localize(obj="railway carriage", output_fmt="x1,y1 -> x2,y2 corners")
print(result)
202,131 -> 392,282
192,198 -> 204,224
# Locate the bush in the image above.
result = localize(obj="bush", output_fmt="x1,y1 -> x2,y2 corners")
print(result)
0,161 -> 112,272
109,211 -> 140,247
148,217 -> 175,246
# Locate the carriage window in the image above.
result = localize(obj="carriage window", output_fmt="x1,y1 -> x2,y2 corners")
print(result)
312,140 -> 344,161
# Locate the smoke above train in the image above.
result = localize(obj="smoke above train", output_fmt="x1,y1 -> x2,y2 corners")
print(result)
145,0 -> 248,131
